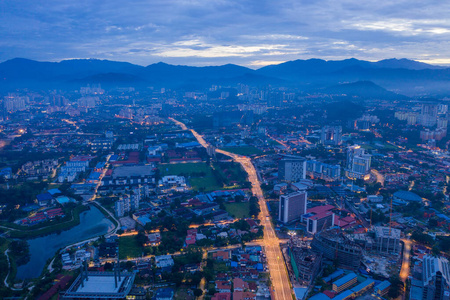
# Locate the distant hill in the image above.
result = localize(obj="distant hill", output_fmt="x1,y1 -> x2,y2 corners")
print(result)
0,57 -> 449,95
317,81 -> 409,100
372,58 -> 444,70
324,100 -> 365,121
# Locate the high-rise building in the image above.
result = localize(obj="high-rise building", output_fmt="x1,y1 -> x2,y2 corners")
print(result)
114,194 -> 139,217
278,191 -> 307,223
345,145 -> 371,180
278,156 -> 307,182
115,198 -> 125,217
420,103 -> 439,127
422,255 -> 450,300
306,160 -> 341,181
320,126 -> 342,146
3,94 -> 29,112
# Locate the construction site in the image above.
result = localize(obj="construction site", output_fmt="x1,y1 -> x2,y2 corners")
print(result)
310,229 -> 363,270
62,261 -> 136,299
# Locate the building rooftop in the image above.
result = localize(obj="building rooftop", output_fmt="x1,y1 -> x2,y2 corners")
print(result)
393,190 -> 422,202
307,205 -> 335,215
64,272 -> 135,299
333,273 -> 357,287
76,275 -> 124,294
323,269 -> 344,283
375,280 -> 391,292
308,293 -> 331,300
112,165 -> 154,178
333,290 -> 353,300
351,278 -> 374,293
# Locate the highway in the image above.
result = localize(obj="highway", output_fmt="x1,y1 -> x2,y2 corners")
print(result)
170,118 -> 292,300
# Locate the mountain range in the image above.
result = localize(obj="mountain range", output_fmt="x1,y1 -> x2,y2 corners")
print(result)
1,57 -> 450,97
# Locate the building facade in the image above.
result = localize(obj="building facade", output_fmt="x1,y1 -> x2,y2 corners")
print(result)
278,157 -> 307,182
422,255 -> 450,300
345,146 -> 371,180
279,191 -> 308,224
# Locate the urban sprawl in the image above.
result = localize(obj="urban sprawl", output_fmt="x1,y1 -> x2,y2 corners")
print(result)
0,83 -> 450,300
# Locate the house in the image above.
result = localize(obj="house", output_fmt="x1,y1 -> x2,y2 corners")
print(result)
185,234 -> 196,246
193,203 -> 220,215
211,292 -> 231,300
215,281 -> 232,293
213,251 -> 230,261
146,232 -> 161,246
233,278 -> 248,292
232,291 -> 256,300
155,255 -> 174,271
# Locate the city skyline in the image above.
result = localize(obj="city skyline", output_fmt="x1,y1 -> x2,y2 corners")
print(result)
2,0 -> 450,67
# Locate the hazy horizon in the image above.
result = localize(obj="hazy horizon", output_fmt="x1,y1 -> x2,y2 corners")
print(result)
2,0 -> 450,67
2,56 -> 449,69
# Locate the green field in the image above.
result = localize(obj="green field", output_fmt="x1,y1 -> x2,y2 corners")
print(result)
159,163 -> 222,192
220,146 -> 263,156
224,202 -> 250,219
119,236 -> 142,259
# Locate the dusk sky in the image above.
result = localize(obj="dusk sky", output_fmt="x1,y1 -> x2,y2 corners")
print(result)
2,0 -> 450,67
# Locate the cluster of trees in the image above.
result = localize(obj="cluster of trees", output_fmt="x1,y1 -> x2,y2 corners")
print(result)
212,161 -> 249,188
411,231 -> 435,246
249,196 -> 260,217
0,181 -> 49,222
9,240 -> 30,266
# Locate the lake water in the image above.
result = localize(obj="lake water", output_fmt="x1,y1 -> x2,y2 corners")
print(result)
16,205 -> 114,279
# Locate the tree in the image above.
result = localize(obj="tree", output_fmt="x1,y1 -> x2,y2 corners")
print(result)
432,245 -> 441,257
388,275 -> 404,298
194,289 -> 203,297
412,231 -> 435,246
136,230 -> 148,246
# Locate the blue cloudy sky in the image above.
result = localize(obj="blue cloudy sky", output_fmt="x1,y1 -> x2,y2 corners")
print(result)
1,0 -> 450,67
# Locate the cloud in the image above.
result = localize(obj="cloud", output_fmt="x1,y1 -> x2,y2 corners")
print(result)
0,0 -> 450,66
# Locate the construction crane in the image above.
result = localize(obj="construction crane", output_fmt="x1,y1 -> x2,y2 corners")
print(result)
389,196 -> 393,235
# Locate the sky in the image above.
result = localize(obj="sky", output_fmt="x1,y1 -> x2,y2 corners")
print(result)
1,0 -> 450,68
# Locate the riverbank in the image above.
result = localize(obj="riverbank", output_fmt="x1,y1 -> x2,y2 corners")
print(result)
16,205 -> 114,280
92,201 -> 120,235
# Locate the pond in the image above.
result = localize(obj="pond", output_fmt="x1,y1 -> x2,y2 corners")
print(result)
16,205 -> 114,280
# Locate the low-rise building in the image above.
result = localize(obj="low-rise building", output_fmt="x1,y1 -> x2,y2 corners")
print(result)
332,273 -> 357,293
374,280 -> 391,297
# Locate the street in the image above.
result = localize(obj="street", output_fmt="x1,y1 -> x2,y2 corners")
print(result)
170,118 -> 292,300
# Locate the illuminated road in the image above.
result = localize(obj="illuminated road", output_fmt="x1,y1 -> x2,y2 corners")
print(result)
90,155 -> 120,235
170,118 -> 292,300
400,237 -> 412,282
371,169 -> 385,186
